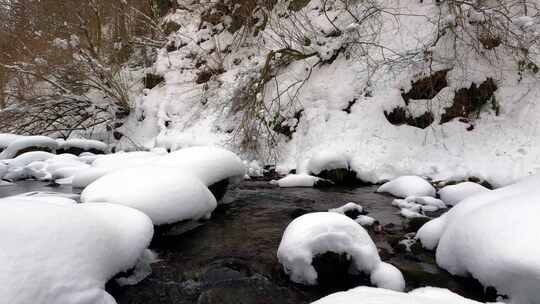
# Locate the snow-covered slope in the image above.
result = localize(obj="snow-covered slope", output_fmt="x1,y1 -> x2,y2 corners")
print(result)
109,0 -> 540,186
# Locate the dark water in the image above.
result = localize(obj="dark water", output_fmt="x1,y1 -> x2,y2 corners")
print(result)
0,180 -> 491,303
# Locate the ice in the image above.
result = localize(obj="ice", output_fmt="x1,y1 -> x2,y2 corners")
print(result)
0,196 -> 153,304
277,212 -> 404,291
272,174 -> 320,187
377,176 -> 436,198
438,182 -> 490,206
81,166 -> 217,225
311,286 -> 488,304
0,136 -> 59,159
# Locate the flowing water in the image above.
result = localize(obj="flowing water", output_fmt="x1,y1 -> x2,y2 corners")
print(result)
0,180 -> 491,304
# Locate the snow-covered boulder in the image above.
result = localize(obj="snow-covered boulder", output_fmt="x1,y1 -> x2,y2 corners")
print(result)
81,166 -> 217,225
329,202 -> 364,218
438,182 -> 490,206
0,196 -> 153,304
311,286 -> 486,304
0,162 -> 7,179
156,146 -> 246,186
377,176 -> 435,198
416,174 -> 540,302
272,174 -> 321,187
277,212 -> 404,291
57,138 -> 109,155
0,136 -> 59,159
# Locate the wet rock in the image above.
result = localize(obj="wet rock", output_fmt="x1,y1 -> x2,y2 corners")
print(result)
56,147 -> 105,156
311,252 -> 352,287
404,217 -> 431,233
208,179 -> 230,201
314,168 -> 365,186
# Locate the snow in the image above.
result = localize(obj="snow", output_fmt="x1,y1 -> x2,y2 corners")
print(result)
0,133 -> 22,149
155,146 -> 245,186
392,196 -> 446,218
329,202 -> 363,215
0,136 -> 59,159
58,138 -> 109,153
311,286 -> 488,304
81,166 -> 217,225
305,150 -> 349,175
271,174 -> 320,187
416,174 -> 540,303
377,176 -> 436,198
277,212 -> 404,291
438,182 -> 490,206
0,196 -> 153,304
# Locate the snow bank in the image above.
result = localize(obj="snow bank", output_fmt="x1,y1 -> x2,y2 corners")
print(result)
0,196 -> 153,304
416,174 -> 540,303
81,166 -> 217,225
277,212 -> 404,291
272,174 -> 320,187
0,136 -> 59,159
438,182 -> 490,206
377,176 -> 435,198
311,286 -> 487,304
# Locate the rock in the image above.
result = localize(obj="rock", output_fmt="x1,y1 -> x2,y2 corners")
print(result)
315,168 -> 365,186
311,251 -> 353,287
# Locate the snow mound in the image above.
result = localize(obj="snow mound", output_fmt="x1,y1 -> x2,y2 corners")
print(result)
272,174 -> 320,187
416,174 -> 540,302
277,212 -> 404,291
306,151 -> 349,175
311,286 -> 487,304
0,136 -> 59,159
438,182 -> 490,206
81,166 -> 217,225
156,146 -> 245,186
377,176 -> 435,198
0,196 -> 153,304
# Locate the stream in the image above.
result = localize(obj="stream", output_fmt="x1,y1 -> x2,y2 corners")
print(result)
0,180 -> 492,304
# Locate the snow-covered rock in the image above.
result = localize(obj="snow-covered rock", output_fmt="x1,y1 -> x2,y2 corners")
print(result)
417,174 -> 540,303
0,136 -> 59,159
329,202 -> 363,216
272,174 -> 321,187
438,182 -> 490,206
377,176 -> 435,198
311,286 -> 487,304
155,146 -> 245,186
277,212 -> 404,291
0,196 -> 153,304
355,215 -> 376,226
81,166 -> 217,225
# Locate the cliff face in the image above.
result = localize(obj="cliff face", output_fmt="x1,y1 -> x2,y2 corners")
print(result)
116,0 -> 540,186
